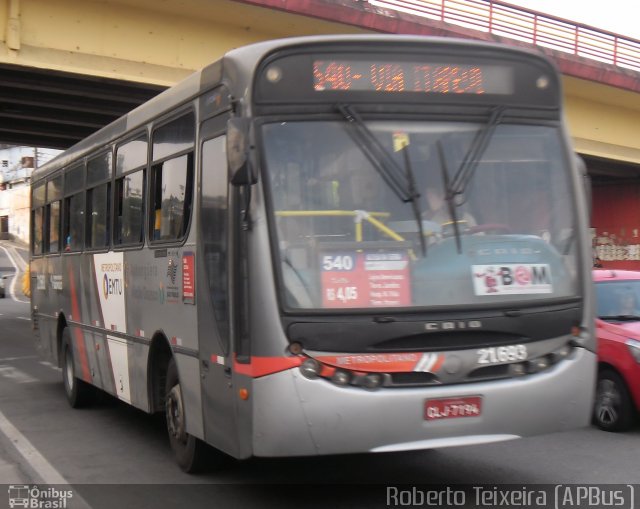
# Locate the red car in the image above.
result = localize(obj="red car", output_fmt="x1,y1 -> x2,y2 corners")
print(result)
593,269 -> 640,431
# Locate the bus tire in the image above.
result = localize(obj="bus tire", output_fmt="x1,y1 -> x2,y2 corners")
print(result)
593,369 -> 635,432
61,328 -> 94,408
165,357 -> 208,472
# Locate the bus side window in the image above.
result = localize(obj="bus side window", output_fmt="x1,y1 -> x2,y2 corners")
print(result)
151,111 -> 195,243
63,164 -> 85,252
31,184 -> 46,256
47,200 -> 61,253
46,176 -> 63,254
86,151 -> 112,249
114,170 -> 145,246
150,154 -> 194,241
31,206 -> 44,256
86,183 -> 110,249
63,192 -> 85,252
114,135 -> 147,246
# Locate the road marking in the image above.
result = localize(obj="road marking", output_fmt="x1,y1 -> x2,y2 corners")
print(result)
0,365 -> 38,384
0,408 -> 69,484
0,356 -> 37,362
17,317 -> 31,321
0,245 -> 29,304
39,361 -> 61,371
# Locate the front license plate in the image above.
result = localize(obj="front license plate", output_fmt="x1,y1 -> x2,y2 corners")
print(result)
424,396 -> 482,421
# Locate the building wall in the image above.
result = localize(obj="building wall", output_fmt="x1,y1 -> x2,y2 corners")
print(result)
0,183 -> 30,243
564,77 -> 640,165
0,146 -> 61,245
592,182 -> 640,270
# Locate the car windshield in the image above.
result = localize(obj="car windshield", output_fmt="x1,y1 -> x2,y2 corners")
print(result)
262,120 -> 579,310
595,280 -> 640,320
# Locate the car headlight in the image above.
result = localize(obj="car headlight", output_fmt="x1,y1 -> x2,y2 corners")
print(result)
626,339 -> 640,364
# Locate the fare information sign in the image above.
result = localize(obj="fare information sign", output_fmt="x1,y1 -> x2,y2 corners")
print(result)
321,251 -> 411,308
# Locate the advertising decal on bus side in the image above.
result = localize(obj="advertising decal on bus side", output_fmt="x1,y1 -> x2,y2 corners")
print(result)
93,253 -> 131,403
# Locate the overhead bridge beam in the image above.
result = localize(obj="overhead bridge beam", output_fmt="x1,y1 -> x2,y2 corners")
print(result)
0,63 -> 165,148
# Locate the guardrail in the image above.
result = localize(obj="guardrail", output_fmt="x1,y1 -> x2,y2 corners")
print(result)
367,0 -> 640,72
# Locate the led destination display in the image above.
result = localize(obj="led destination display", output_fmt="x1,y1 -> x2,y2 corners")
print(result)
313,59 -> 513,95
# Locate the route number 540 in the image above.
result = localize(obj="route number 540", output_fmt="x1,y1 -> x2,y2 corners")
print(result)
322,255 -> 354,271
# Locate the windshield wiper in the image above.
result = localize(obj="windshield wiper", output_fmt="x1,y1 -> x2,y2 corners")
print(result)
432,106 -> 504,254
401,145 -> 427,257
337,104 -> 413,202
337,104 -> 426,256
436,141 -> 462,254
448,105 -> 505,200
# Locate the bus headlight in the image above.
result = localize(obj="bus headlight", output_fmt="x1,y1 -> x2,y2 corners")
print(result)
553,344 -> 572,360
300,358 -> 321,379
527,357 -> 550,374
508,363 -> 526,376
362,373 -> 383,389
534,357 -> 550,370
331,370 -> 351,386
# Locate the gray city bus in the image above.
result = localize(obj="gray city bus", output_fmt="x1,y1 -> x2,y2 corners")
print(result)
30,35 -> 596,472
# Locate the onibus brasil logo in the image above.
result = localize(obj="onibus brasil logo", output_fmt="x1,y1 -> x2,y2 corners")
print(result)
8,485 -> 73,509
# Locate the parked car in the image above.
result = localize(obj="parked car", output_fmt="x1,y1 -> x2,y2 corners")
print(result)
593,269 -> 640,431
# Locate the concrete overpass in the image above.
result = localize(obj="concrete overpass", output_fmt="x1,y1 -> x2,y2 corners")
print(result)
0,0 -> 638,169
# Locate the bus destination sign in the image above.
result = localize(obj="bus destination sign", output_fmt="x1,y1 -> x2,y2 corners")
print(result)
313,59 -> 513,95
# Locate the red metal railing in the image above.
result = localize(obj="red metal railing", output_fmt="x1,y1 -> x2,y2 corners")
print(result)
367,0 -> 640,72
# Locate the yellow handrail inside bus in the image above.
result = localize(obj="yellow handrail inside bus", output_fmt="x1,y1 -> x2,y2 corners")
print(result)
275,209 -> 421,260
275,209 -> 403,242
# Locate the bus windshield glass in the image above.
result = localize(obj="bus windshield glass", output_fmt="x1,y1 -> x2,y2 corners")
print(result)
262,119 -> 578,310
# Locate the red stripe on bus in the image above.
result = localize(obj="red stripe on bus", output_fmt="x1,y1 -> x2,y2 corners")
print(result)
68,267 -> 92,383
233,356 -> 303,378
313,353 -> 421,373
431,354 -> 446,374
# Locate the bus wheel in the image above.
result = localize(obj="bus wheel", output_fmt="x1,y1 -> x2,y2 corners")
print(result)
593,369 -> 634,432
165,358 -> 208,472
61,328 -> 94,408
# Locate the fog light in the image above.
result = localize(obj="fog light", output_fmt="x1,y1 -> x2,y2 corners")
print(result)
300,358 -> 321,379
363,373 -> 383,389
331,370 -> 351,386
533,357 -> 549,371
509,363 -> 526,376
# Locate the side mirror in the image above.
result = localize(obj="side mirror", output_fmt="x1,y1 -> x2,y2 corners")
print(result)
227,118 -> 256,186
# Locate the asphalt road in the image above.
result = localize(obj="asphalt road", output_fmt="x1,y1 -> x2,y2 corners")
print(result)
0,246 -> 638,508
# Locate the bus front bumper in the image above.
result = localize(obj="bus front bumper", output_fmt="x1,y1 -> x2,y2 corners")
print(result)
251,348 -> 596,457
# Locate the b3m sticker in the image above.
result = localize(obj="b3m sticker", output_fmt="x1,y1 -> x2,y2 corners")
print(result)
472,264 -> 552,295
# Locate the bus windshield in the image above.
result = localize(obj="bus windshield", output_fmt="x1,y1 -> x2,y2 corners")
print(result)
262,119 -> 578,310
